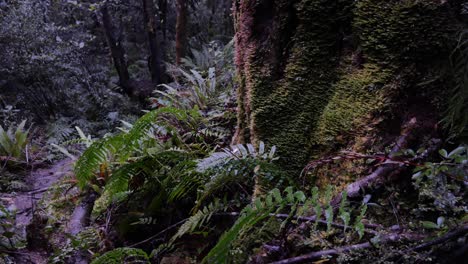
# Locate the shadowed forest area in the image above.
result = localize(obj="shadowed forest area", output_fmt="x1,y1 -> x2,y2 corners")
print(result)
0,0 -> 467,263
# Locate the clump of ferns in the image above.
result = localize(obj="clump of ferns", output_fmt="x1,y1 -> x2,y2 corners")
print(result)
161,186 -> 371,263
194,142 -> 288,209
74,105 -> 209,216
75,107 -> 199,178
77,105 -> 241,221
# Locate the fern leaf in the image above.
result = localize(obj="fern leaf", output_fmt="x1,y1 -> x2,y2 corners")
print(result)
91,248 -> 149,264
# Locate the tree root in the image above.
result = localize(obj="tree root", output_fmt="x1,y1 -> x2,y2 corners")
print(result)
331,117 -> 441,206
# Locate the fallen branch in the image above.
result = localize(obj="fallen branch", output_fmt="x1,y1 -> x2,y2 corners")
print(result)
408,224 -> 468,252
271,225 -> 468,264
330,118 -> 441,205
270,233 -> 407,264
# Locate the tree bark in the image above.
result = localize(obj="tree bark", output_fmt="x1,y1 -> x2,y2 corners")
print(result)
233,0 -> 342,174
232,0 -> 458,176
175,0 -> 188,65
100,3 -> 133,97
142,0 -> 163,85
158,0 -> 168,40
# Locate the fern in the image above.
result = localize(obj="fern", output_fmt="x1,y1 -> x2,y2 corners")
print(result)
443,29 -> 468,138
74,107 -> 201,188
91,247 -> 149,264
195,142 -> 283,209
199,186 -> 370,263
157,67 -> 218,110
202,197 -> 277,263
74,134 -> 125,188
197,142 -> 278,172
0,120 -> 29,159
170,199 -> 226,243
338,191 -> 351,232
354,204 -> 368,240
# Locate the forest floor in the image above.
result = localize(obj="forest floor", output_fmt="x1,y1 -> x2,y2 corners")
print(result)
1,159 -> 73,263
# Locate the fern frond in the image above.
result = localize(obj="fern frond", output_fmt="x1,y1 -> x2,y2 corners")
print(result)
170,199 -> 225,243
201,186 -> 368,263
105,158 -> 150,194
202,190 -> 282,263
196,151 -> 232,172
74,134 -> 125,188
443,29 -> 468,138
74,107 -> 201,188
90,247 -> 149,264
196,141 -> 278,173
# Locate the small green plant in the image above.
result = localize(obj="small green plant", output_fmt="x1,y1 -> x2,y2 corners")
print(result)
157,67 -> 220,110
0,120 -> 29,159
411,145 -> 467,227
0,203 -> 24,250
51,126 -> 93,160
167,186 -> 369,264
49,227 -> 104,264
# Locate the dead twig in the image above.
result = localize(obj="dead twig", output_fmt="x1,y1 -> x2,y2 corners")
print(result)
127,219 -> 187,248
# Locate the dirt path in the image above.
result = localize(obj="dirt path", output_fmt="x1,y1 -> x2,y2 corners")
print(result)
0,159 -> 74,263
15,159 -> 74,227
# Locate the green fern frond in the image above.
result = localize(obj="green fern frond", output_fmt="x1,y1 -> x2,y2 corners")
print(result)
105,158 -> 151,194
74,134 -> 125,188
0,120 -> 29,158
74,107 -> 201,188
91,247 -> 149,264
202,190 -> 283,263
170,199 -> 225,243
201,186 -> 369,263
167,160 -> 202,203
196,141 -> 277,172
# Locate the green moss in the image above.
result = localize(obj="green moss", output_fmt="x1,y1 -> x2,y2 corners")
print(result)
354,0 -> 455,65
247,0 -> 341,174
313,64 -> 390,148
235,0 -> 458,176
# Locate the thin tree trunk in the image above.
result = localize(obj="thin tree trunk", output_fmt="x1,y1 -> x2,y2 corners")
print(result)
158,0 -> 168,40
100,3 -> 132,97
175,0 -> 187,65
142,0 -> 163,85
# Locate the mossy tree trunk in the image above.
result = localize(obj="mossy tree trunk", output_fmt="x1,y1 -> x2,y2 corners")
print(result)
233,0 -> 461,176
233,0 -> 348,174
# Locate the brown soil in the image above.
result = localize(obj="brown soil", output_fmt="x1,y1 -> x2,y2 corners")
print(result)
0,159 -> 73,264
